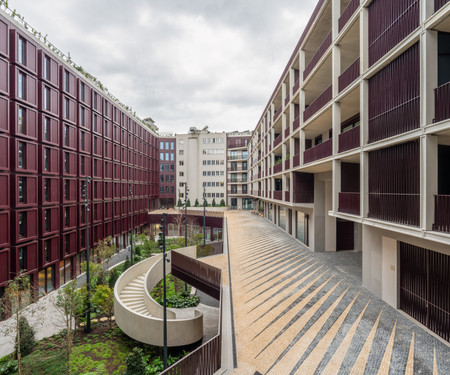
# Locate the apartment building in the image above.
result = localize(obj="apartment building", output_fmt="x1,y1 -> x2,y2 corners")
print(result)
226,131 -> 253,209
0,10 -> 159,302
158,136 -> 176,208
249,0 -> 450,342
176,127 -> 227,206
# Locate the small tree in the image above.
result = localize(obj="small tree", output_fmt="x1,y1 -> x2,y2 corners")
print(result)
91,285 -> 114,329
177,199 -> 183,207
220,199 -> 226,207
15,316 -> 35,358
56,280 -> 84,375
186,199 -> 191,207
212,198 -> 216,207
94,236 -> 117,269
194,198 -> 199,207
125,347 -> 147,375
1,272 -> 32,375
123,256 -> 131,272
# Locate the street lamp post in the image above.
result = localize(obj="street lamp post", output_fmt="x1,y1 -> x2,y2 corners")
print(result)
184,183 -> 189,247
130,183 -> 134,266
158,213 -> 169,369
203,185 -> 206,245
83,176 -> 92,333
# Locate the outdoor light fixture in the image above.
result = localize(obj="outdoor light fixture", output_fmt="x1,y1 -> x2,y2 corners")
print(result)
82,176 -> 92,333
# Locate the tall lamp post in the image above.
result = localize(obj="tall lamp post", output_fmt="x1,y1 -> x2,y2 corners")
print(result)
82,176 -> 92,333
184,183 -> 189,247
130,182 -> 134,266
158,214 -> 169,369
203,185 -> 206,245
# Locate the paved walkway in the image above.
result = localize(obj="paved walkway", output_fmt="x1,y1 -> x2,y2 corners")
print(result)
224,211 -> 450,375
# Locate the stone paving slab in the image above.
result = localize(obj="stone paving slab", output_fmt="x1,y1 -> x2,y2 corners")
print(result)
224,211 -> 450,375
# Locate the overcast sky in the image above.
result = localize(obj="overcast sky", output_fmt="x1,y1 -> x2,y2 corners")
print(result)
11,0 -> 316,134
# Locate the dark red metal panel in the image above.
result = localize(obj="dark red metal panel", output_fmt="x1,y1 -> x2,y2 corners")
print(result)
38,176 -> 59,206
38,113 -> 59,146
0,173 -> 9,209
39,206 -> 59,236
38,145 -> 59,175
61,150 -> 77,176
38,82 -> 59,117
303,85 -> 332,122
61,204 -> 78,231
61,178 -> 77,204
0,96 -> 8,133
0,57 -> 8,96
0,248 -> 10,286
9,29 -> 37,75
12,174 -> 38,208
0,18 -> 9,58
0,211 -> 10,248
60,122 -> 77,150
336,220 -> 354,250
434,82 -> 450,123
10,101 -> 38,140
62,230 -> 77,258
0,134 -> 9,170
39,235 -> 60,268
37,51 -> 59,88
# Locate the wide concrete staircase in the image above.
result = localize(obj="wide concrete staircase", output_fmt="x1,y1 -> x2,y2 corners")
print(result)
119,273 -> 152,317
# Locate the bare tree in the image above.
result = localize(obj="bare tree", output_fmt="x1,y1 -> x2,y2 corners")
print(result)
173,212 -> 185,237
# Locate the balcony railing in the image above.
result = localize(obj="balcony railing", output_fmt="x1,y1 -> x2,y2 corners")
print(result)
285,127 -> 290,138
303,85 -> 332,122
274,106 -> 282,121
304,138 -> 332,164
285,191 -> 290,202
285,94 -> 290,106
293,115 -> 300,131
433,195 -> 450,233
293,79 -> 300,93
338,126 -> 360,153
227,178 -> 247,183
284,159 -> 290,170
273,134 -> 283,148
303,31 -> 332,80
338,0 -> 360,32
435,81 -> 450,123
338,58 -> 360,93
273,162 -> 283,174
435,0 -> 449,11
293,191 -> 314,204
338,192 -> 360,215
273,191 -> 283,200
228,190 -> 247,195
293,154 -> 300,168
368,193 -> 420,227
229,167 -> 246,172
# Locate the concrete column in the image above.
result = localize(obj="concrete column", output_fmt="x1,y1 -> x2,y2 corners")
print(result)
420,30 -> 438,127
332,0 -> 341,41
332,102 -> 341,155
360,80 -> 369,146
299,49 -> 306,85
361,151 -> 369,218
421,0 -> 435,21
289,68 -> 295,97
300,129 -> 306,166
282,82 -> 287,108
362,225 -> 382,297
382,236 -> 398,308
421,135 -> 438,230
332,45 -> 341,98
360,7 -> 369,74
313,178 -> 326,252
332,159 -> 341,213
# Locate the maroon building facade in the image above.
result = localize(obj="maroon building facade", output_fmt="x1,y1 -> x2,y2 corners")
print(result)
158,137 -> 176,208
0,13 -> 159,301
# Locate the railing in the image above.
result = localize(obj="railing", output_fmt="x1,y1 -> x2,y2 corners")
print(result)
285,94 -> 290,106
338,192 -> 360,215
273,134 -> 283,148
434,81 -> 450,123
227,190 -> 245,195
284,159 -> 290,170
304,138 -> 332,164
285,191 -> 291,202
338,0 -> 360,32
285,126 -> 290,138
433,195 -> 450,233
227,179 -> 247,183
293,191 -> 314,204
435,0 -> 449,11
338,58 -> 360,93
293,154 -> 300,168
303,85 -> 332,122
273,191 -> 283,200
273,162 -> 283,174
197,242 -> 224,258
368,193 -> 420,227
274,106 -> 282,121
339,126 -> 360,153
229,168 -> 246,172
293,79 -> 300,94
303,31 -> 332,80
257,190 -> 261,197
293,115 -> 300,131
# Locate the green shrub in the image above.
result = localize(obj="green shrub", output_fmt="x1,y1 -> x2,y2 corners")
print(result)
15,316 -> 36,358
212,198 -> 216,207
108,268 -> 121,289
220,199 -> 226,207
0,356 -> 18,375
125,347 -> 146,375
122,256 -> 131,272
186,199 -> 191,207
194,199 -> 199,207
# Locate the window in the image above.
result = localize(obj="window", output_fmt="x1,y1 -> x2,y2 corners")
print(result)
64,180 -> 69,200
44,178 -> 50,201
64,125 -> 69,146
170,142 -> 174,150
64,152 -> 69,173
160,175 -> 164,183
64,98 -> 69,119
104,99 -> 108,117
19,212 -> 26,237
179,150 -> 184,155
165,186 -> 169,193
165,175 -> 169,182
44,240 -> 51,263
160,152 -> 164,160
160,186 -> 164,194
165,164 -> 169,172
179,139 -> 184,145
80,132 -> 85,150
93,137 -> 98,153
18,177 -> 25,203
18,106 -> 25,133
64,70 -> 69,92
179,161 -> 184,166
170,175 -> 174,182
65,207 -> 70,227
44,117 -> 50,141
79,107 -> 85,126
165,141 -> 169,150
79,82 -> 85,102
44,209 -> 50,231
160,164 -> 164,172
93,115 -> 98,132
18,72 -> 25,99
80,156 -> 85,174
19,247 -> 26,270
164,152 -> 169,161
44,148 -> 50,171
160,141 -> 164,150
44,86 -> 50,110
170,153 -> 174,161
170,186 -> 174,193
18,142 -> 25,168
170,164 -> 174,172
18,37 -> 26,64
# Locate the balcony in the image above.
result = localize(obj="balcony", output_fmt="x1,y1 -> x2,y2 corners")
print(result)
273,162 -> 283,174
304,138 -> 332,164
338,58 -> 360,93
338,126 -> 360,153
433,195 -> 450,233
274,106 -> 282,122
368,193 -> 420,227
303,31 -> 332,81
285,127 -> 290,138
273,134 -> 283,148
338,0 -> 359,32
293,116 -> 300,131
293,79 -> 300,94
284,159 -> 290,170
435,81 -> 450,123
228,190 -> 246,195
285,94 -> 290,106
293,191 -> 314,204
304,85 -> 332,122
285,191 -> 290,202
435,0 -> 448,12
293,154 -> 300,168
338,192 -> 360,215
273,191 -> 283,201
227,178 -> 247,183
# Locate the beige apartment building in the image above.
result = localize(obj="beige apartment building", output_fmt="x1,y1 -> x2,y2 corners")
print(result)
248,0 -> 450,342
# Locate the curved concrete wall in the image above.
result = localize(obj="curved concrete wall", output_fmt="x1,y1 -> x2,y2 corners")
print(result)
114,247 -> 203,347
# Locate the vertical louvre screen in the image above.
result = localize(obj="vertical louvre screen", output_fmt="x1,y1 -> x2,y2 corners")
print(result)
400,242 -> 450,342
368,140 -> 420,226
368,44 -> 420,142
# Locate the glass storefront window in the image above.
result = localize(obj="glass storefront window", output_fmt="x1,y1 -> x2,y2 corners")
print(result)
279,206 -> 286,230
